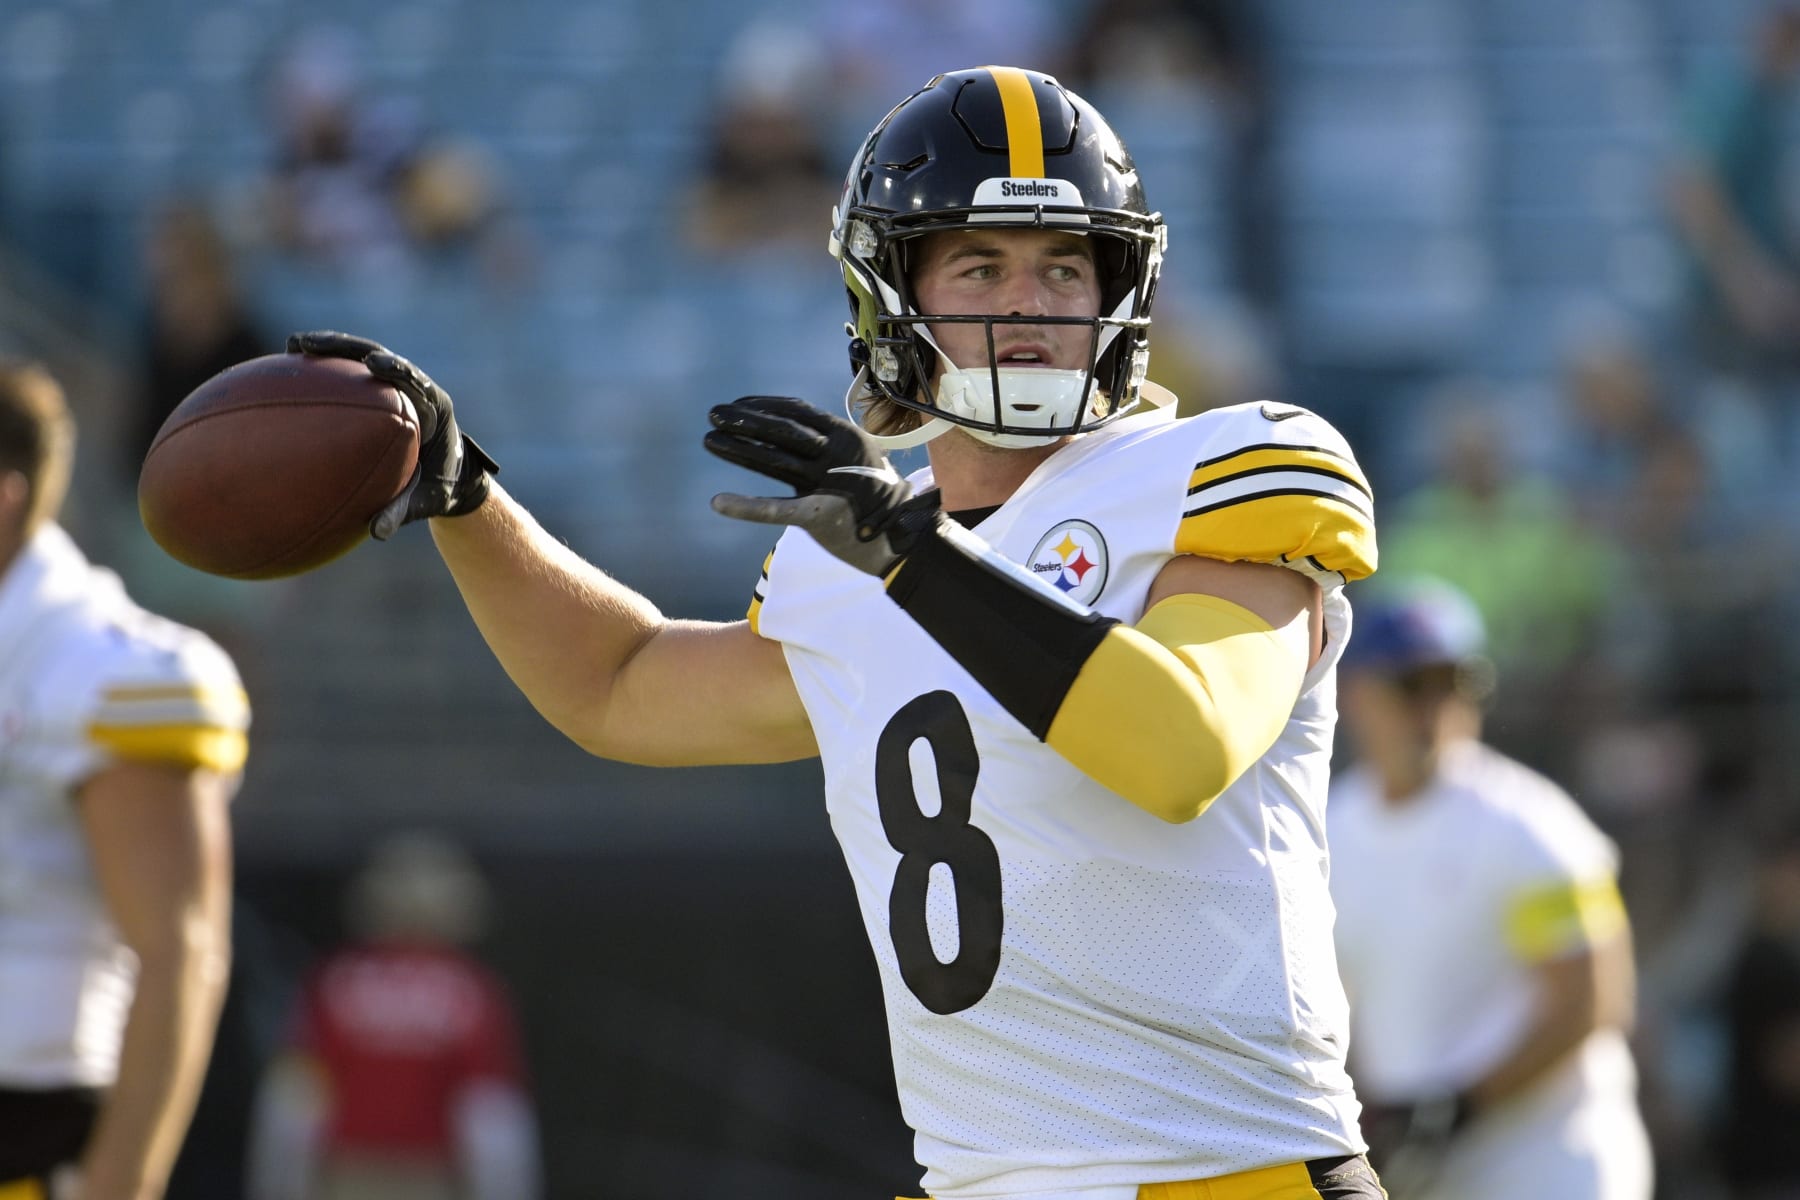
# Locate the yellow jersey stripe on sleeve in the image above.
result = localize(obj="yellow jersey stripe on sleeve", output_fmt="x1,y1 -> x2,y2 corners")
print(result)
1504,875 -> 1628,962
87,721 -> 250,772
746,551 -> 774,635
96,683 -> 250,729
1177,492 -> 1377,582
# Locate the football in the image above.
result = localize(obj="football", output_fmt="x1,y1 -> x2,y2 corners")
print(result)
138,353 -> 421,579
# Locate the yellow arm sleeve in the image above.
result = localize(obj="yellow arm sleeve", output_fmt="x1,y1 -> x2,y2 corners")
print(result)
1045,594 -> 1308,824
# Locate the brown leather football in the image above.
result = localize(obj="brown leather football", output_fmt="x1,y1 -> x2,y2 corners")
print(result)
138,353 -> 421,579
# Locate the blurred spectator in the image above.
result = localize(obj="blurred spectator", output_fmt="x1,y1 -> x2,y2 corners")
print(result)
669,20 -> 854,520
1330,578 -> 1652,1200
1058,0 -> 1267,299
131,198 -> 272,475
1161,297 -> 1283,417
1546,315 -> 1776,544
1554,331 -> 1687,537
1668,6 -> 1800,385
1061,0 -> 1255,101
681,22 -> 837,258
247,832 -> 540,1200
1548,331 -> 1791,806
1377,386 -> 1623,727
98,198 -> 277,673
255,26 -> 515,281
1610,430 -> 1783,785
1714,826 -> 1800,1199
1580,718 -> 1749,1200
818,0 -> 1056,148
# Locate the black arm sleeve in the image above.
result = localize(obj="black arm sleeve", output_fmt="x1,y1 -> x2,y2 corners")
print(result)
884,518 -> 1118,738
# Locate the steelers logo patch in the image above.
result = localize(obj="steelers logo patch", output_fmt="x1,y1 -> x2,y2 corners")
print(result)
1027,520 -> 1109,604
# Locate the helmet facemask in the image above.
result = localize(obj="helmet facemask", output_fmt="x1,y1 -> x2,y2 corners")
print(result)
835,203 -> 1162,450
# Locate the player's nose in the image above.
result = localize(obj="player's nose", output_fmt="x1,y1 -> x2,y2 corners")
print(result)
995,272 -> 1053,318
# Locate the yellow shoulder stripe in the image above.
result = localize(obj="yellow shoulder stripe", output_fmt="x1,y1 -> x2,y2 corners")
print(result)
1505,875 -> 1628,962
87,722 -> 249,773
1177,492 -> 1377,581
746,551 -> 774,636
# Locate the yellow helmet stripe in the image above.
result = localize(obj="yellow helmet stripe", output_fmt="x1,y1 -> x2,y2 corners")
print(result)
985,66 -> 1044,177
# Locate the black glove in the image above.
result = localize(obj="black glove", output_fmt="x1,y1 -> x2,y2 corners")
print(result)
704,395 -> 941,576
1358,1092 -> 1470,1199
286,331 -> 499,539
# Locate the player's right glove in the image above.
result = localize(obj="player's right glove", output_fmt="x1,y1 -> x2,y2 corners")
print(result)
287,331 -> 499,539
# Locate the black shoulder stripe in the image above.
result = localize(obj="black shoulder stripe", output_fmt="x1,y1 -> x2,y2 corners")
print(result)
1186,462 -> 1372,499
1183,486 -> 1374,522
1191,441 -> 1350,471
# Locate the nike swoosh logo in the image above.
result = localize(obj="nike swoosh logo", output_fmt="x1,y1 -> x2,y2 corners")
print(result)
826,465 -> 901,483
1260,404 -> 1305,422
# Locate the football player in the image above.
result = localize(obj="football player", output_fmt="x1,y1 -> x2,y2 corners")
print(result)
1329,578 -> 1652,1200
0,362 -> 249,1200
247,833 -> 540,1200
292,66 -> 1382,1199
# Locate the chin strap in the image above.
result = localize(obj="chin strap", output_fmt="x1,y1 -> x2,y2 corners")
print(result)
843,365 -> 958,450
843,289 -> 1141,450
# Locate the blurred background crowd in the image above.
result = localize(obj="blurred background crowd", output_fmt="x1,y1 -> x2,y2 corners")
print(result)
3,0 -> 1799,1195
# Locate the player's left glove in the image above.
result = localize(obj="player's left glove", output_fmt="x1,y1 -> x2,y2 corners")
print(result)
287,330 -> 499,540
704,395 -> 942,575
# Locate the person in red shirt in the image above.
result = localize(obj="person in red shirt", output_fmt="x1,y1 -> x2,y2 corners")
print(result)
247,832 -> 540,1200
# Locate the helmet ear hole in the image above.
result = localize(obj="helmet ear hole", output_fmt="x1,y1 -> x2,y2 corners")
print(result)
1098,238 -> 1137,310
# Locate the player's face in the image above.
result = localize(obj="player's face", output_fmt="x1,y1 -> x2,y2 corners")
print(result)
909,229 -> 1103,374
1341,667 -> 1468,763
1344,671 -> 1447,762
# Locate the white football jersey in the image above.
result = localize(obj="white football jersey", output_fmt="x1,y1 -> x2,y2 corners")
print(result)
0,524 -> 248,1086
751,403 -> 1377,1199
1329,740 -> 1652,1200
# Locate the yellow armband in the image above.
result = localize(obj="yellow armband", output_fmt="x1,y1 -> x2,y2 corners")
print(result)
1046,594 -> 1307,823
87,683 -> 251,772
1505,875 -> 1629,962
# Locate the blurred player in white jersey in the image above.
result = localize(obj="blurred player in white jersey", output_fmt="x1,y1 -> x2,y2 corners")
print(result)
1328,578 -> 1652,1200
0,363 -> 249,1199
286,67 -> 1384,1199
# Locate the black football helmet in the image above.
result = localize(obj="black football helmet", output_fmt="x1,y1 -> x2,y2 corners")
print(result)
829,66 -> 1167,448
